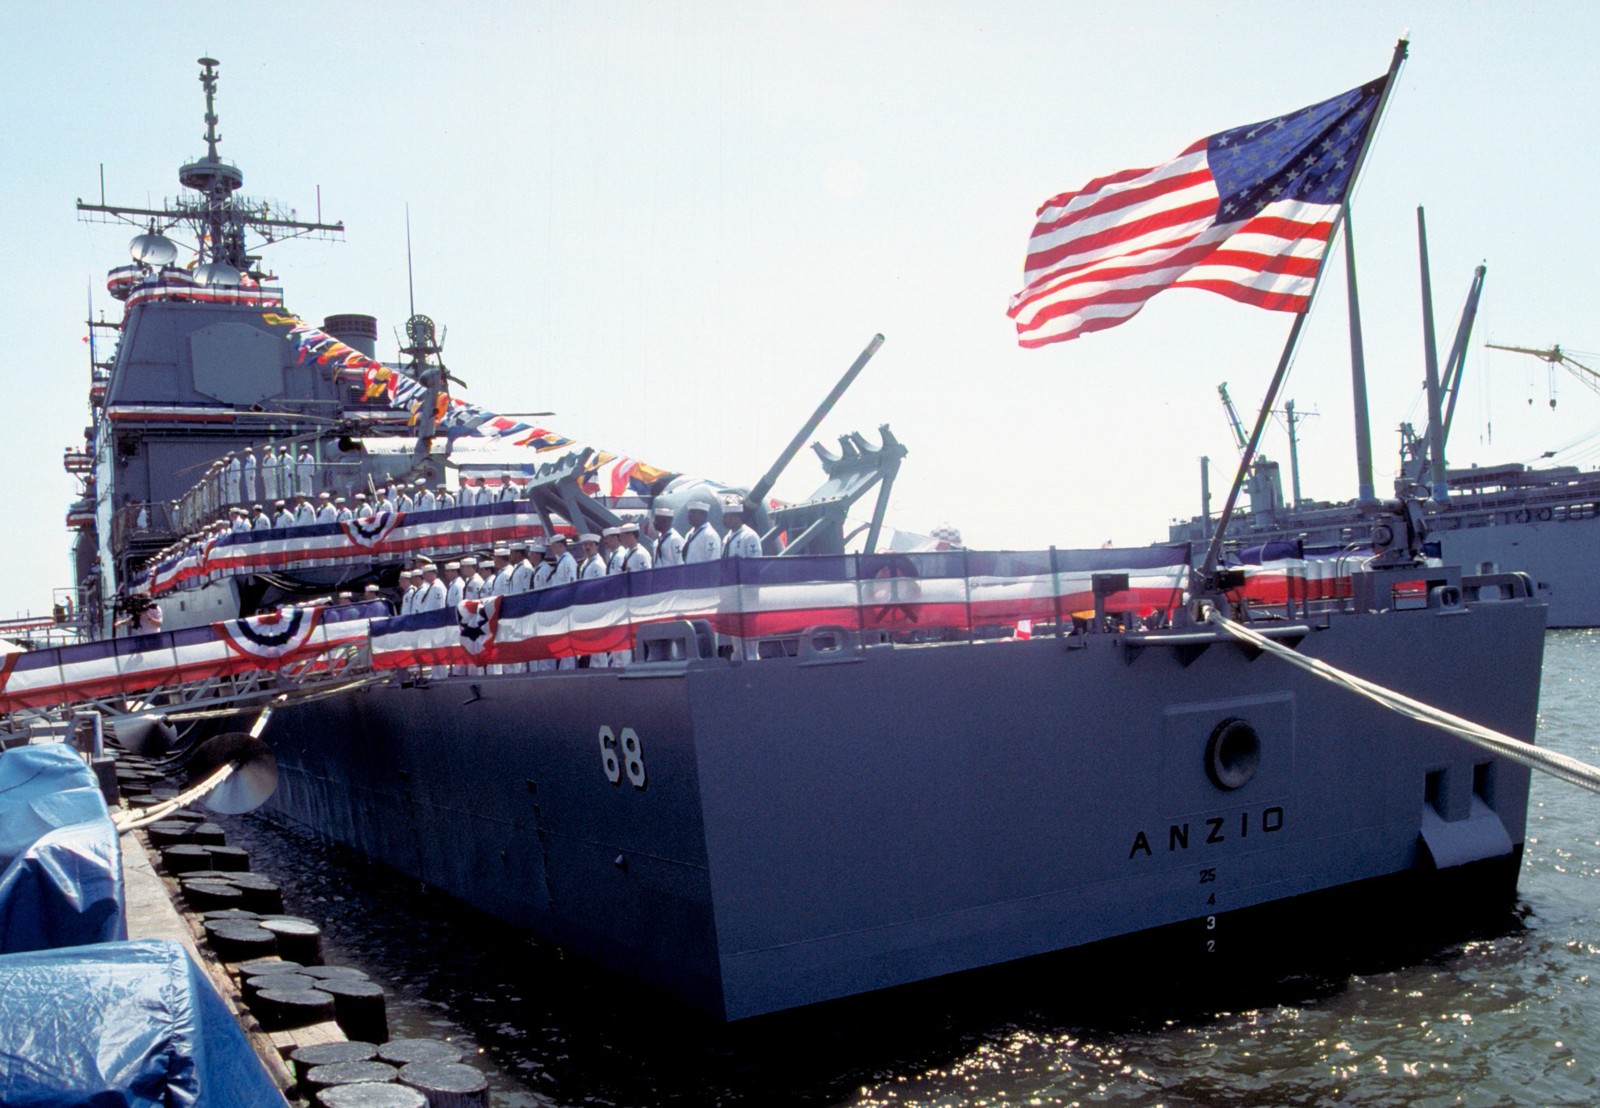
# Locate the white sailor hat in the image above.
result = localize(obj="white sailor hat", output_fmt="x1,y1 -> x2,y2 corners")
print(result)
601,526 -> 621,538
414,477 -> 426,486
547,533 -> 567,544
619,521 -> 640,534
492,546 -> 511,557
422,563 -> 439,573
355,492 -> 368,500
529,539 -> 546,552
337,591 -> 353,599
460,556 -> 478,566
252,504 -> 263,510
688,498 -> 712,511
363,583 -> 381,593
398,569 -> 412,578
721,499 -> 744,515
243,445 -> 254,452
334,496 -> 346,504
318,491 -> 331,500
653,505 -> 674,517
274,499 -> 286,507
578,533 -> 600,544
509,541 -> 528,552
444,561 -> 460,570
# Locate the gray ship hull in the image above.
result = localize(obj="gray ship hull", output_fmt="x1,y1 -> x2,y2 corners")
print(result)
262,590 -> 1544,1020
1432,513 -> 1600,628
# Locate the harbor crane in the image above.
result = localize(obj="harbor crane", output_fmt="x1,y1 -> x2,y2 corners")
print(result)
1485,342 -> 1600,409
1217,383 -> 1313,510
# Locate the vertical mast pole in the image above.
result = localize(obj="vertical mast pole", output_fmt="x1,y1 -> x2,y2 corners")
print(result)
1344,202 -> 1376,503
1286,400 -> 1303,509
1416,206 -> 1449,502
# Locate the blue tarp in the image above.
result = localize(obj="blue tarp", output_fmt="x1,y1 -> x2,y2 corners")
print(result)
0,744 -> 125,952
0,938 -> 287,1107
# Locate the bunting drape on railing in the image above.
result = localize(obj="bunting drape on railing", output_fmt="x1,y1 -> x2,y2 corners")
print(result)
132,502 -> 551,597
0,604 -> 382,715
1226,542 -> 1380,606
368,547 -> 1193,667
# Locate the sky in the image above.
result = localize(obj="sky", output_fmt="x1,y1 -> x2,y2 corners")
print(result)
5,1 -> 1600,619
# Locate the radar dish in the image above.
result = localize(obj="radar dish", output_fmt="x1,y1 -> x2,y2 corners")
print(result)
129,233 -> 179,267
194,261 -> 242,287
405,314 -> 436,346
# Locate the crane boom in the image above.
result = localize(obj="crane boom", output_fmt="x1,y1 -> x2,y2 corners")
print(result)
1217,383 -> 1249,452
1485,342 -> 1600,404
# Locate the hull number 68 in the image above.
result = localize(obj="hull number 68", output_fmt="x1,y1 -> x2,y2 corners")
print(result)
599,726 -> 647,789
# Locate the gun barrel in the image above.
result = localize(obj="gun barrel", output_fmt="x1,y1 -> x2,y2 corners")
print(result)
748,334 -> 885,507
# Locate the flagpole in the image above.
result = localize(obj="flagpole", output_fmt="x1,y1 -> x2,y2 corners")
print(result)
1198,37 -> 1410,581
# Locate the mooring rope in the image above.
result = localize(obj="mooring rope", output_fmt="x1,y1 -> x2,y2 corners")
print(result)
1207,610 -> 1600,796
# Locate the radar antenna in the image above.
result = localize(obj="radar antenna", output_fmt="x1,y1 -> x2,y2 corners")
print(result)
77,57 -> 344,275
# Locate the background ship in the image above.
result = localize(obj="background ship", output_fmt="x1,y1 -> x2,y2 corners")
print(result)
1168,273 -> 1600,627
49,58 -> 1549,1021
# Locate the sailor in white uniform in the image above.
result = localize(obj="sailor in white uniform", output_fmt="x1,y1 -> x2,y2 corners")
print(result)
618,522 -> 653,572
488,548 -> 515,596
508,543 -> 535,593
334,497 -> 354,523
296,447 -> 316,498
415,479 -> 436,512
229,507 -> 249,534
682,500 -> 722,563
437,484 -> 456,510
577,533 -> 609,667
315,492 -> 337,524
398,570 -> 416,615
548,534 -> 578,586
355,492 -> 375,519
652,508 -> 684,567
720,500 -> 763,559
241,446 -> 258,503
457,476 -> 477,507
485,548 -> 515,673
546,535 -> 578,670
415,564 -> 447,612
578,534 -> 607,581
444,561 -> 466,607
530,542 -> 553,590
261,447 -> 279,501
276,447 -> 295,500
251,504 -> 272,532
293,495 -> 317,527
395,485 -> 414,513
273,499 -> 295,529
461,556 -> 485,600
602,527 -> 625,574
223,452 -> 241,505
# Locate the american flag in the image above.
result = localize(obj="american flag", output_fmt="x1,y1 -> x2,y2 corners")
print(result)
1009,77 -> 1387,348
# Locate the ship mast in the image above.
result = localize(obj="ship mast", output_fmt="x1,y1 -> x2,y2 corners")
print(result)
76,57 -> 344,278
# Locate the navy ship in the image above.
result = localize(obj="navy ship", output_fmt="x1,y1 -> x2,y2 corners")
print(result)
58,58 -> 1548,1020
